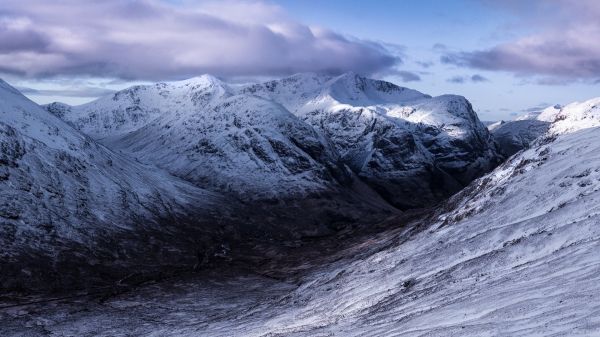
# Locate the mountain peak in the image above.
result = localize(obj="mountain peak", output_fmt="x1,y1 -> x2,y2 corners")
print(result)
171,74 -> 224,87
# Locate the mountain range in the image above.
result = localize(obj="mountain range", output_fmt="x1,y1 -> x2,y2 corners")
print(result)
0,72 -> 506,290
0,75 -> 600,336
1,75 -> 599,334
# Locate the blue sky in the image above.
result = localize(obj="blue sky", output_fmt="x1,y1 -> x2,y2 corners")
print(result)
2,0 -> 599,121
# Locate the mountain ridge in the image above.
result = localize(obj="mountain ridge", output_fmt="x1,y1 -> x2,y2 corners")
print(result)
46,72 -> 502,210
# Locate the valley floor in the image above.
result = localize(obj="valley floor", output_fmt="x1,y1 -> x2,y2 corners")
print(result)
1,198 -> 599,337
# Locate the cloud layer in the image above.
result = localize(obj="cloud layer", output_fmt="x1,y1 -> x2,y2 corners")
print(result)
0,0 -> 399,80
442,0 -> 600,81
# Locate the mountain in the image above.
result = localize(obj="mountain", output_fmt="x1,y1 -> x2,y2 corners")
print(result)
0,79 -> 225,290
241,72 -> 502,208
51,73 -> 502,210
7,96 -> 600,336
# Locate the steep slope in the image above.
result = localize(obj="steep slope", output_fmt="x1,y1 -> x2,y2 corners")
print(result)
108,94 -> 345,200
242,73 -> 502,208
6,98 -> 600,336
0,79 -> 223,291
103,92 -> 395,236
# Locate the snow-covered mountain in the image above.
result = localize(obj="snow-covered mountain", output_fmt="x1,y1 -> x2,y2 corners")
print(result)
49,73 -> 502,210
45,76 -> 232,139
6,96 -> 600,336
0,79 -> 224,290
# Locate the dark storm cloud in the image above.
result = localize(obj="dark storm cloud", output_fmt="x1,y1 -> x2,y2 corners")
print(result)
0,0 -> 400,80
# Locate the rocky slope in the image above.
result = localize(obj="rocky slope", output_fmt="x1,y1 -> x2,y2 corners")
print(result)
0,79 -> 224,291
490,119 -> 550,156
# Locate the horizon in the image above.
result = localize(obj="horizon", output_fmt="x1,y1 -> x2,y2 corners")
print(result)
1,0 -> 599,121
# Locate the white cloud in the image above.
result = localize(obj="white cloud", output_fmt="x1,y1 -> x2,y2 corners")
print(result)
0,0 -> 400,80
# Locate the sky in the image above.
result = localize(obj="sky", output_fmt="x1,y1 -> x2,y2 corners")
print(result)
1,0 -> 599,121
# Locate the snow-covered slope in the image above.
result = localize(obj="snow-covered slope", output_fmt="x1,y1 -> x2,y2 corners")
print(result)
6,98 -> 600,336
106,93 -> 347,200
242,73 -> 501,208
0,79 -> 222,290
546,97 -> 600,135
238,123 -> 600,336
516,104 -> 562,122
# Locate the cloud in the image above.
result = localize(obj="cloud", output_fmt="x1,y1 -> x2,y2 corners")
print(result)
0,0 -> 400,80
416,61 -> 434,69
17,86 -> 116,97
442,0 -> 600,81
432,43 -> 447,52
447,76 -> 465,84
390,70 -> 421,82
446,74 -> 489,84
471,74 -> 489,82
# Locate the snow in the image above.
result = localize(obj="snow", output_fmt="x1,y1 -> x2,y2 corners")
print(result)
3,107 -> 600,336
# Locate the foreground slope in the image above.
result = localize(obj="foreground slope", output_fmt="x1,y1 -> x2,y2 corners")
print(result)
0,79 -> 222,290
7,97 -> 599,336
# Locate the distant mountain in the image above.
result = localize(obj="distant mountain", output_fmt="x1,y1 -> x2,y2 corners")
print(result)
488,104 -> 562,157
490,120 -> 550,156
50,72 -> 502,210
488,101 -> 598,157
2,73 -> 506,291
